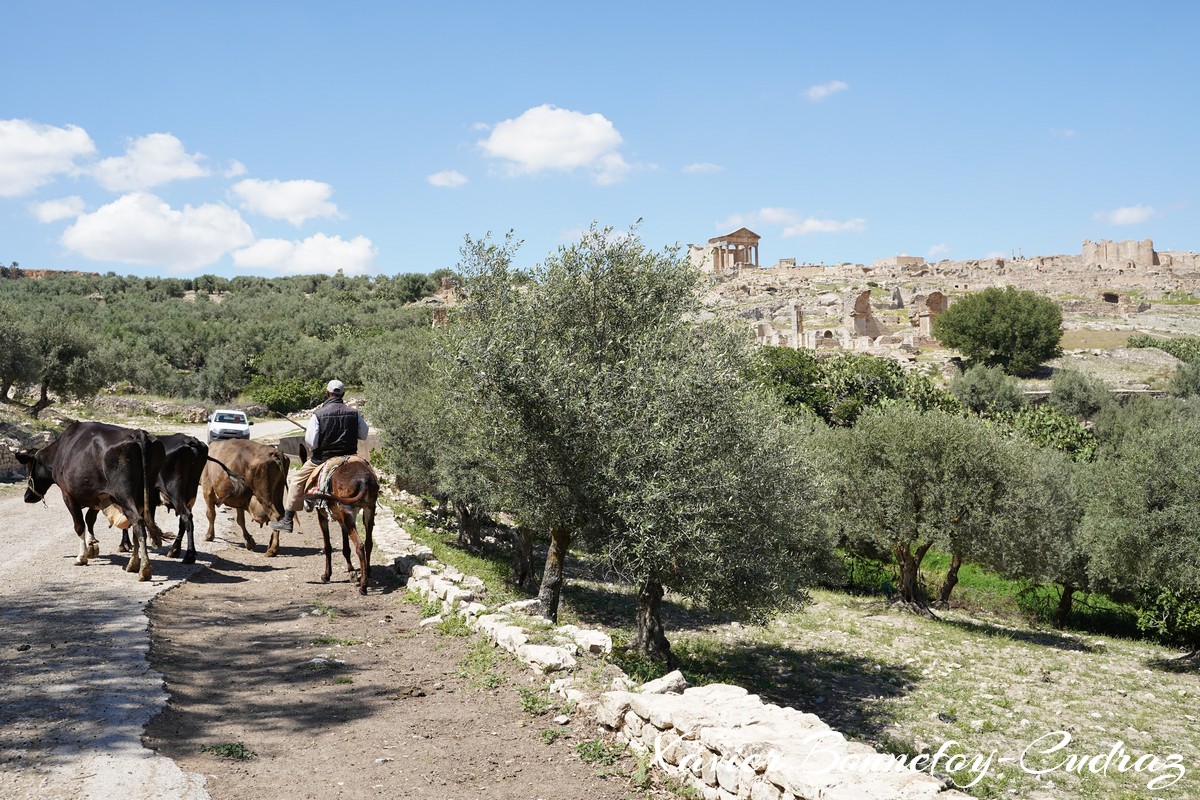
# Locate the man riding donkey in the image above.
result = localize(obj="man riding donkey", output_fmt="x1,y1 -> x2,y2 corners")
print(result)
271,379 -> 368,534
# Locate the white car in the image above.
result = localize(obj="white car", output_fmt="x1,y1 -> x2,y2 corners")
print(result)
207,409 -> 252,443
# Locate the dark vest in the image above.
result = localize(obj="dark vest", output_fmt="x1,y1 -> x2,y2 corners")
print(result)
312,397 -> 359,463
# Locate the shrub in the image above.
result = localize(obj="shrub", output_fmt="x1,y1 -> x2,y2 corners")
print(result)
245,376 -> 326,414
951,364 -> 1025,414
932,286 -> 1063,376
1049,368 -> 1114,419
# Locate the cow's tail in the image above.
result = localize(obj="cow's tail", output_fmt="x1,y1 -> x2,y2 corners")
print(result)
137,429 -> 152,531
206,455 -> 247,496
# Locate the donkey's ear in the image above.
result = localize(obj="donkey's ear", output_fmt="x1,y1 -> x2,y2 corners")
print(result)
15,451 -> 34,465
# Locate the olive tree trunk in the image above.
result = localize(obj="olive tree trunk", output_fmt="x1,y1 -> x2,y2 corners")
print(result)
536,525 -> 571,622
1053,583 -> 1076,628
894,539 -> 934,613
511,526 -> 537,594
635,579 -> 676,667
937,551 -> 963,604
454,500 -> 483,550
28,380 -> 52,419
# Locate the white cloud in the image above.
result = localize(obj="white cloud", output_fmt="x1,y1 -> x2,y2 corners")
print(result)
719,207 -> 865,238
90,133 -> 209,191
715,208 -> 868,239
805,80 -> 849,102
223,159 -> 248,178
231,178 -> 339,227
232,233 -> 377,275
61,191 -> 253,271
928,243 -> 950,258
428,170 -> 468,188
1094,205 -> 1156,226
30,195 -> 86,222
478,104 -> 631,184
1050,128 -> 1079,138
0,119 -> 96,197
683,162 -> 723,174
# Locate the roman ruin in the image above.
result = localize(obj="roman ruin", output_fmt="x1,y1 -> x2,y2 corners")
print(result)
690,230 -> 1200,361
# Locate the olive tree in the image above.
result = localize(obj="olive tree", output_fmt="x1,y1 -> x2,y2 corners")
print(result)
829,406 -> 1067,611
932,286 -> 1063,376
1083,416 -> 1200,655
441,226 -> 834,660
26,318 -> 109,418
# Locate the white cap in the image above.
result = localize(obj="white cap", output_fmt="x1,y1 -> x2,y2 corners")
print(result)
326,379 -> 345,395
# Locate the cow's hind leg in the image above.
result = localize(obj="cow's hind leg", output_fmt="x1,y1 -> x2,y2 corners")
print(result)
66,501 -> 89,566
203,489 -> 217,542
84,509 -> 101,558
181,501 -> 197,565
130,522 -> 153,581
236,508 -> 257,551
167,514 -> 185,559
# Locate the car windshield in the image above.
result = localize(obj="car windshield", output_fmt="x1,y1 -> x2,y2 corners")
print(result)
215,413 -> 246,424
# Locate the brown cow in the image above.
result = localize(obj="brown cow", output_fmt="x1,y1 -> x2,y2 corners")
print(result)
200,439 -> 288,556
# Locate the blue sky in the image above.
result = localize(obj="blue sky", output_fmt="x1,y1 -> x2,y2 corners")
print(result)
1,1 -> 1196,278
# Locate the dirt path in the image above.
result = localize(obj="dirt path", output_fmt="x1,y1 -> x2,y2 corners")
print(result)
0,486 -> 218,800
0,481 -> 634,800
143,515 -> 635,800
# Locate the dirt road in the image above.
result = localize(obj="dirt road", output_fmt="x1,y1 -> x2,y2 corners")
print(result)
0,424 -> 633,800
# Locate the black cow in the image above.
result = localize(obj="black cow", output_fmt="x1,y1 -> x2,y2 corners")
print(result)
117,434 -> 249,565
17,421 -> 165,581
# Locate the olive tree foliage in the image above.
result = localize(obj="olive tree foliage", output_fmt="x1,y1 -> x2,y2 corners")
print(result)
1082,415 -> 1200,653
0,304 -> 38,401
932,286 -> 1063,376
828,406 -> 1072,612
440,226 -> 834,661
950,364 -> 1026,414
750,347 -> 959,426
1048,368 -> 1115,420
25,318 -> 111,417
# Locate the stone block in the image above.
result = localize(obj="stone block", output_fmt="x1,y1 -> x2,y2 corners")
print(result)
715,760 -> 741,793
494,625 -> 529,651
594,691 -> 634,728
515,644 -> 576,673
640,669 -> 687,694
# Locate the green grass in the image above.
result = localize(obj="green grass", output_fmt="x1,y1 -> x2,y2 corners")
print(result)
457,638 -> 506,689
331,676 -> 353,685
311,601 -> 337,619
394,505 -> 526,605
304,658 -> 346,671
434,614 -> 472,637
575,738 -> 625,766
200,742 -> 256,761
539,727 -> 566,744
401,588 -> 445,619
517,686 -> 554,716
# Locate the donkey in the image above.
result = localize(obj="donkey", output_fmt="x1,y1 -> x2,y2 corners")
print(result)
305,457 -> 380,594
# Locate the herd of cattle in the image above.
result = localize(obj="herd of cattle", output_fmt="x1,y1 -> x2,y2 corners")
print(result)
16,420 -> 292,582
